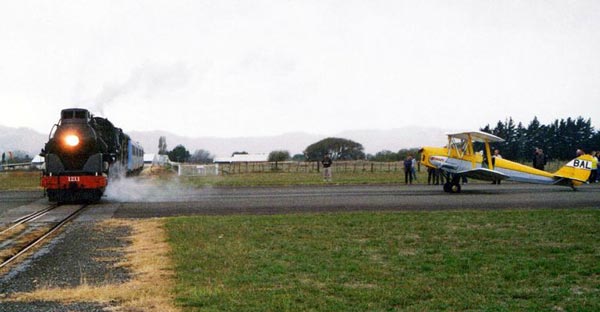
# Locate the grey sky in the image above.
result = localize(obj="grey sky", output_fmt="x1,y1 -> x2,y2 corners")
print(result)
1,1 -> 599,137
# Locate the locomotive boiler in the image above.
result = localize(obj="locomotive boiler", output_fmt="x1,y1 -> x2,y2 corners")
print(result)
41,108 -> 144,202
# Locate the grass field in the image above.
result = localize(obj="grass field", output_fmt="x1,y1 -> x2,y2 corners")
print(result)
0,169 -> 414,190
0,171 -> 41,190
166,209 -> 600,311
0,158 -> 569,190
177,171 -> 415,187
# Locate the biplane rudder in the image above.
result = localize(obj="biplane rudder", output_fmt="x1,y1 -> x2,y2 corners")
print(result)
552,154 -> 594,184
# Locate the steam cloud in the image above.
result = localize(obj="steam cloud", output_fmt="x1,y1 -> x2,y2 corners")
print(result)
103,174 -> 210,202
82,62 -> 197,202
88,62 -> 192,115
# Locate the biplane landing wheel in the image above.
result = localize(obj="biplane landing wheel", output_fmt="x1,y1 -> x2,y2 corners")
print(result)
451,183 -> 461,193
443,182 -> 452,193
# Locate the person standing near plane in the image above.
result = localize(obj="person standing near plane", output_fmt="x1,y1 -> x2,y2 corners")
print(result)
321,154 -> 333,182
404,155 -> 413,184
533,148 -> 546,171
411,156 -> 418,181
437,168 -> 445,185
427,167 -> 436,185
589,151 -> 598,183
492,149 -> 502,184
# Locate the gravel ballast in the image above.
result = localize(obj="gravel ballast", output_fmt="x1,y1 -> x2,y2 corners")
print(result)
0,220 -> 131,311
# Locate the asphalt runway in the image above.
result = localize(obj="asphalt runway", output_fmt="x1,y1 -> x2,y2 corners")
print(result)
1,184 -> 599,221
110,183 -> 600,217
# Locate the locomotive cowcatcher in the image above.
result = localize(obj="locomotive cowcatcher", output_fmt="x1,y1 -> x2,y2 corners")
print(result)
41,108 -> 144,202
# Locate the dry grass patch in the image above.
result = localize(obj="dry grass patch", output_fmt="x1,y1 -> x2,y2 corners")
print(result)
0,225 -> 52,261
0,224 -> 27,240
3,219 -> 178,312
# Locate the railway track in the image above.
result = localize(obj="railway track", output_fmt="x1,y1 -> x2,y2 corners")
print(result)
0,204 -> 88,270
0,204 -> 59,236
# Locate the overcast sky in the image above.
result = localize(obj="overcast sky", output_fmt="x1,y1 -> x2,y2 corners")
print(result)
1,1 -> 599,138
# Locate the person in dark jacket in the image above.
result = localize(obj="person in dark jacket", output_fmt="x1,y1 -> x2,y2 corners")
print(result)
533,148 -> 547,170
404,156 -> 413,184
322,154 -> 333,182
533,147 -> 546,170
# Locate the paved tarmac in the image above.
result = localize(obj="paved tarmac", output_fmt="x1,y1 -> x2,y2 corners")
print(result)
112,183 -> 600,217
3,183 -> 598,221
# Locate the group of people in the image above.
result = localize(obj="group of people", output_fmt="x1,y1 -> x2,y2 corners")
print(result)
426,167 -> 446,185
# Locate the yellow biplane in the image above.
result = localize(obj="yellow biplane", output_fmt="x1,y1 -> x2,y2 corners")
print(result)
419,131 -> 593,193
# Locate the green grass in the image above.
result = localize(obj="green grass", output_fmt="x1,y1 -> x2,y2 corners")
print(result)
0,168 -> 427,190
166,209 -> 600,311
0,171 -> 41,190
177,171 -> 424,187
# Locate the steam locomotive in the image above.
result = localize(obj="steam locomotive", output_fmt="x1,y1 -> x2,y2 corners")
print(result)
41,108 -> 144,202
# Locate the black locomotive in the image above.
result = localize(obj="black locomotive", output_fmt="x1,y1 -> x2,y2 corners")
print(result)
41,108 -> 144,202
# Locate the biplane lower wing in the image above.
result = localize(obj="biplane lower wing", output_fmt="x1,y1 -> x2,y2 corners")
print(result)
457,168 -> 510,182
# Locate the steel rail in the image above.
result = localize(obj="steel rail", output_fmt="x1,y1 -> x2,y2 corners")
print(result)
0,204 -> 59,236
0,204 -> 88,269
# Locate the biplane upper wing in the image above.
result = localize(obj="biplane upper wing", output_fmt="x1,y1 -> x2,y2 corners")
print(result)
457,168 -> 510,182
446,131 -> 505,143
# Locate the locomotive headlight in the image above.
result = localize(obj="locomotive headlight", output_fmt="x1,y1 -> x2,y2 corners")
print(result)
64,134 -> 80,147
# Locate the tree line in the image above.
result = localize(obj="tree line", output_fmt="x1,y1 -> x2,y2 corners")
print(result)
160,116 -> 599,163
479,116 -> 600,161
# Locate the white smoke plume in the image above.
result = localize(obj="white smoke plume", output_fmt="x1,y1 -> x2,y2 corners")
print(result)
103,175 -> 202,202
88,62 -> 192,115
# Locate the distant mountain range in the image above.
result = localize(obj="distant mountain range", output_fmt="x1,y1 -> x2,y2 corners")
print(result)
0,126 -> 48,158
1,125 -> 451,158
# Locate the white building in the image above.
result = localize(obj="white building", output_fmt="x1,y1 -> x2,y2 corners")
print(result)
213,153 -> 269,163
144,153 -> 170,166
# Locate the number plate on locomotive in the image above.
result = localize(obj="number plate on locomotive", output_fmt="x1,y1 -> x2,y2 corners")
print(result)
67,176 -> 80,182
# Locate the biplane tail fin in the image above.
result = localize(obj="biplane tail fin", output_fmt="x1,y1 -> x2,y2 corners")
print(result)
552,154 -> 594,185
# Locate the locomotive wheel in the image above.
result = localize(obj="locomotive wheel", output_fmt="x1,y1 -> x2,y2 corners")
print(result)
46,189 -> 102,203
91,190 -> 103,202
47,190 -> 61,202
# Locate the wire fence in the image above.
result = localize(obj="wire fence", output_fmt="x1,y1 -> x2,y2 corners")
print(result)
175,159 -> 569,177
3,159 -> 566,177
176,161 -> 415,176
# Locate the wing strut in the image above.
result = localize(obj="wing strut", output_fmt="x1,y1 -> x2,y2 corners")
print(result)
484,139 -> 493,169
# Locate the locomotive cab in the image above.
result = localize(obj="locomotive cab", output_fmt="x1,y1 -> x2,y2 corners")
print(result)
61,108 -> 91,121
